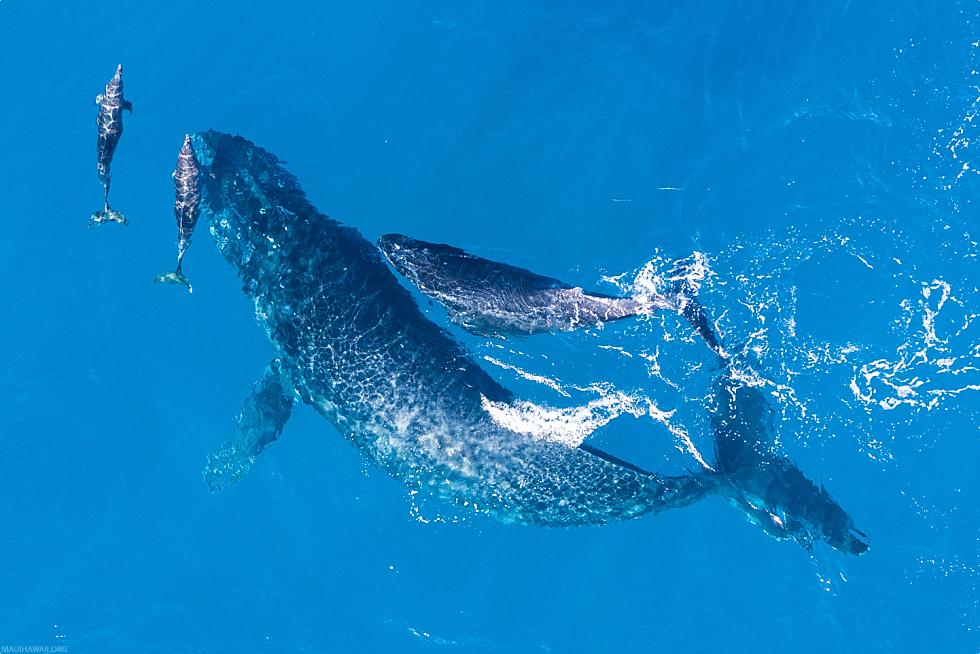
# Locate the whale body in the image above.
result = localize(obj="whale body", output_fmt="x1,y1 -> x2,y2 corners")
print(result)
193,130 -> 708,526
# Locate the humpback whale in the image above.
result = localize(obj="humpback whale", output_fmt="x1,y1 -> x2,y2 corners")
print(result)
380,234 -> 867,554
182,130 -> 866,553
155,134 -> 202,292
194,130 -> 709,526
90,64 -> 132,227
378,233 -> 722,352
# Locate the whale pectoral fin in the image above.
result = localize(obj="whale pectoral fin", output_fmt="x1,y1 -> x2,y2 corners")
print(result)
122,99 -> 133,113
94,93 -> 104,105
378,233 -> 649,336
204,359 -> 294,492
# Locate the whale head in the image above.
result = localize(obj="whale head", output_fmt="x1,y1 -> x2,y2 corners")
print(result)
189,130 -> 312,284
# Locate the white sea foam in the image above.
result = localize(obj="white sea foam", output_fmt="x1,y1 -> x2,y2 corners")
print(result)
480,388 -> 713,470
850,278 -> 980,411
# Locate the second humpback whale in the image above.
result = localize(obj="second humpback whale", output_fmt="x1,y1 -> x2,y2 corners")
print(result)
183,130 -> 866,553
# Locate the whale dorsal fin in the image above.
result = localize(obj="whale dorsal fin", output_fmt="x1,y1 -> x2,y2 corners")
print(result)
204,359 -> 294,492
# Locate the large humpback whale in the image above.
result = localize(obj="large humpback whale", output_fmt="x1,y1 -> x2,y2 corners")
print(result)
188,130 -> 866,553
194,130 -> 708,526
377,233 -> 867,554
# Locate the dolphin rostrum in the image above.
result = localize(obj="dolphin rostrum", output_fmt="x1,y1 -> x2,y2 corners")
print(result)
155,134 -> 202,293
90,64 -> 132,227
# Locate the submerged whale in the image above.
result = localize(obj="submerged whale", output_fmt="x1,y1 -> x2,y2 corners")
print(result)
378,234 -> 867,554
194,130 -> 708,525
709,373 -> 868,554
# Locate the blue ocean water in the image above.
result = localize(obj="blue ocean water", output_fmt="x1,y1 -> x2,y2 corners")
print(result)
0,0 -> 977,651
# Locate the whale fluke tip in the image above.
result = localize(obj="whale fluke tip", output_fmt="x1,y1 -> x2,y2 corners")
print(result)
203,441 -> 256,492
89,209 -> 128,227
154,270 -> 194,294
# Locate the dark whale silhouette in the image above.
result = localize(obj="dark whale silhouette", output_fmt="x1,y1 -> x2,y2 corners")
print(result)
709,372 -> 868,554
193,130 -> 709,526
90,64 -> 132,227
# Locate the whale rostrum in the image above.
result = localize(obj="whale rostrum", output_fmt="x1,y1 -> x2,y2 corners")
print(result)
90,64 -> 132,227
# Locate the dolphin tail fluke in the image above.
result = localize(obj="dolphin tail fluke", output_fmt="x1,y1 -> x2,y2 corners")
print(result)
204,360 -> 294,492
88,208 -> 128,227
90,181 -> 128,227
154,263 -> 193,293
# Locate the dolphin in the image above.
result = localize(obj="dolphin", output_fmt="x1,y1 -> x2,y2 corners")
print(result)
377,235 -> 867,554
90,64 -> 132,227
155,134 -> 202,293
378,233 -> 722,352
193,130 -> 710,526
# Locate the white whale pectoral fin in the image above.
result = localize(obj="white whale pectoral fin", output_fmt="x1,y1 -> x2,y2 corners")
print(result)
204,359 -> 295,492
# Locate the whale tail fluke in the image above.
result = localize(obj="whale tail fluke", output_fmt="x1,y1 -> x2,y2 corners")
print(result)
154,267 -> 193,293
204,441 -> 260,492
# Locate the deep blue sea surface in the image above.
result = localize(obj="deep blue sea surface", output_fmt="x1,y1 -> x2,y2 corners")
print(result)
1,1 -> 977,652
